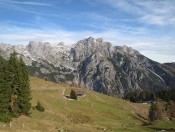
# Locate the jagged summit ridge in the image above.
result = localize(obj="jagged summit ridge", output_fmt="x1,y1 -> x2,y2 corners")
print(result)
72,37 -> 113,62
0,37 -> 175,97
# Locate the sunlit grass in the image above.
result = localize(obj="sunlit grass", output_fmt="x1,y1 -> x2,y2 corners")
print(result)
0,77 -> 173,131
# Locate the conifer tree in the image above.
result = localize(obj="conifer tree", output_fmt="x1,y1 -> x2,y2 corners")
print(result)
6,52 -> 31,115
149,101 -> 165,121
17,57 -> 31,115
0,56 -> 11,113
152,92 -> 156,101
70,89 -> 77,100
0,53 -> 32,121
6,52 -> 20,115
149,102 -> 157,121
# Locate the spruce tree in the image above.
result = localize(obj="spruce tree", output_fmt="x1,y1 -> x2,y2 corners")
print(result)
6,52 -> 31,116
0,56 -> 11,113
6,52 -> 20,115
0,53 -> 32,122
0,56 -> 12,122
149,102 -> 157,121
149,101 -> 164,121
17,57 -> 31,115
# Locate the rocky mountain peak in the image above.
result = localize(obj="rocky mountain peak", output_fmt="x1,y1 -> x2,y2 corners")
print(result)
87,36 -> 95,41
28,41 -> 37,46
27,41 -> 51,48
121,45 -> 139,55
96,38 -> 103,43
57,42 -> 65,46
71,37 -> 113,62
0,37 -> 175,97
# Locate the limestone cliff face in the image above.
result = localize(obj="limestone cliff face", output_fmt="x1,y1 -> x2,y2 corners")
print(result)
0,37 -> 175,97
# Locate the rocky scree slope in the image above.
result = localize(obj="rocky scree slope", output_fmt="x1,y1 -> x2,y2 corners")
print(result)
0,37 -> 175,97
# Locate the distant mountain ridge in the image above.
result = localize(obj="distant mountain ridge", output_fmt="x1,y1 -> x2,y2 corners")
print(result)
164,63 -> 175,69
0,37 -> 175,97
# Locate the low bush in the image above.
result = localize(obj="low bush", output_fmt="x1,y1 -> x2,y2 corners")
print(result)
70,90 -> 77,100
35,101 -> 45,112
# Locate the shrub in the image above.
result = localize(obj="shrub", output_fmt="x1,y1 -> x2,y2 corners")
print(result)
166,100 -> 175,120
35,101 -> 45,112
43,77 -> 48,81
70,89 -> 77,100
149,102 -> 157,121
0,114 -> 12,123
149,102 -> 165,122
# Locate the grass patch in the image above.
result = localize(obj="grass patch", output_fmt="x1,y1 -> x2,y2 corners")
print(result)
0,76 -> 174,131
147,120 -> 175,131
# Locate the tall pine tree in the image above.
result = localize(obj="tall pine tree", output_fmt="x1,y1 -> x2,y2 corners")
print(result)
149,102 -> 158,121
6,52 -> 31,116
17,57 -> 31,115
0,53 -> 32,122
7,52 -> 20,115
0,56 -> 11,114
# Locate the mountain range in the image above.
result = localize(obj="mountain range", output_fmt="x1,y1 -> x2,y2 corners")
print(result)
0,37 -> 175,97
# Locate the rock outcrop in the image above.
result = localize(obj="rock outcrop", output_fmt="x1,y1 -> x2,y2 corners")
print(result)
0,37 -> 175,97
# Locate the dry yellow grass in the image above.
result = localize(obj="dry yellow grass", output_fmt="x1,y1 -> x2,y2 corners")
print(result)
0,77 -> 174,132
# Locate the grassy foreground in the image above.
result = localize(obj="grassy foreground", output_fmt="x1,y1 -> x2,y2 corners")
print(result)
0,77 -> 175,132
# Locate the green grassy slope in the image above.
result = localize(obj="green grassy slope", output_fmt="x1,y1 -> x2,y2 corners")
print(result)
0,77 -> 174,132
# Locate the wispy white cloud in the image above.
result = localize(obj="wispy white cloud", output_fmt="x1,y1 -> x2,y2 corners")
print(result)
82,12 -> 114,22
0,0 -> 51,6
140,15 -> 166,26
0,23 -> 175,63
0,23 -> 146,45
0,0 -> 175,63
0,0 -> 53,18
93,0 -> 175,26
140,15 -> 175,26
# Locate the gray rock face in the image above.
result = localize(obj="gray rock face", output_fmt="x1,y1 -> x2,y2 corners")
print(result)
71,37 -> 113,62
0,37 -> 175,97
27,41 -> 72,67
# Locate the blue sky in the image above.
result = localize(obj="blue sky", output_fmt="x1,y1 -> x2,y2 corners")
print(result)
0,0 -> 175,63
